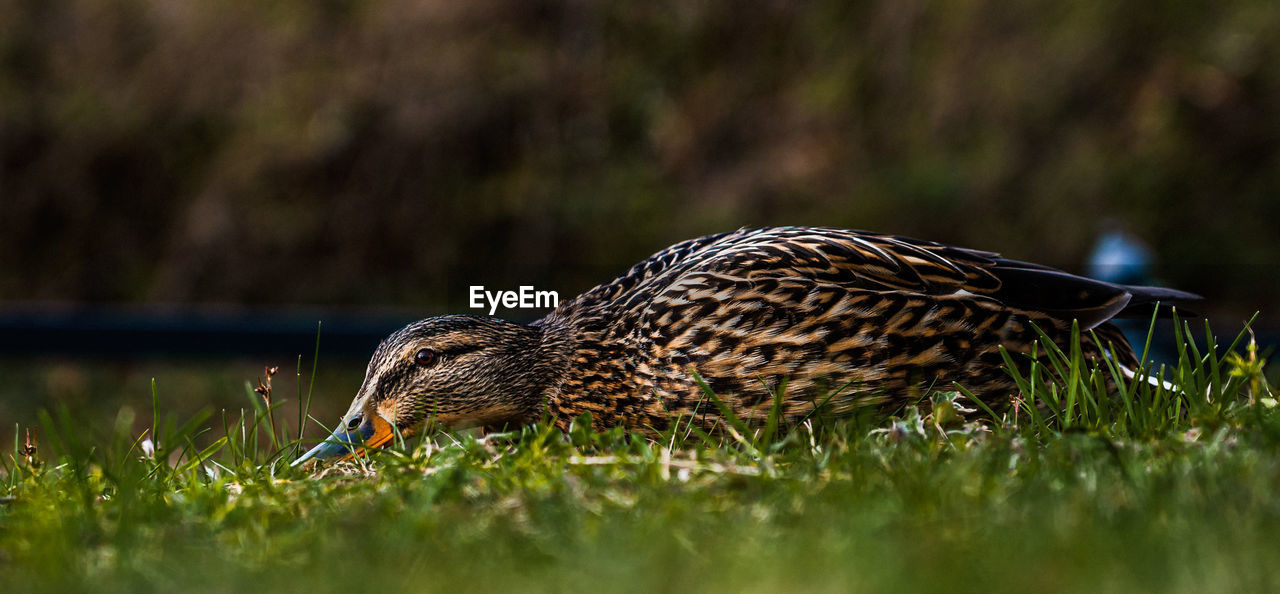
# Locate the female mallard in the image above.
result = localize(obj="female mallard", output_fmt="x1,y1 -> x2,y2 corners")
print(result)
296,226 -> 1197,463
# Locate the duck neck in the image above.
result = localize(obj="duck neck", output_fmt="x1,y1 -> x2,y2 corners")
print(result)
535,319 -> 574,412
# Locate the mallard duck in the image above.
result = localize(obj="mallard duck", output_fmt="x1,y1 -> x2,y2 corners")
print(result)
295,226 -> 1197,463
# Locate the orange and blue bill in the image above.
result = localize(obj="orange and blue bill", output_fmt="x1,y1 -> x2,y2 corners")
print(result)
292,413 -> 395,467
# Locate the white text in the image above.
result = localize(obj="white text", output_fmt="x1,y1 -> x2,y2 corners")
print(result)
469,285 -> 559,315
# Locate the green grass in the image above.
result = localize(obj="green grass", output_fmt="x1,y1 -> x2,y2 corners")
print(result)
2,317 -> 1279,593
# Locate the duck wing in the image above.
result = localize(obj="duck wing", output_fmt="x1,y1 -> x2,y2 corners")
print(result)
627,227 -> 1198,331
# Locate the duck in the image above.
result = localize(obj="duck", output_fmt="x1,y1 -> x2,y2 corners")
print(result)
294,226 -> 1198,464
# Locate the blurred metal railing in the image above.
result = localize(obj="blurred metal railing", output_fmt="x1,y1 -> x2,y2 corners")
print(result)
0,304 -> 1271,366
0,304 -> 425,360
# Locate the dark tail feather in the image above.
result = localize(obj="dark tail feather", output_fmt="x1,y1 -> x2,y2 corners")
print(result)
1116,285 -> 1202,318
988,261 -> 1202,327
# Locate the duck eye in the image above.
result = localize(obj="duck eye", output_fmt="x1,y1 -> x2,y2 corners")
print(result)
414,348 -> 437,367
346,414 -> 362,431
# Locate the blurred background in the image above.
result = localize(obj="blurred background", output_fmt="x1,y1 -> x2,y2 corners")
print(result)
1,0 -> 1277,439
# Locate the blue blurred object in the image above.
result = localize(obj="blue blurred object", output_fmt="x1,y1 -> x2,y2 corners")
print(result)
1086,225 -> 1175,365
1088,228 -> 1154,286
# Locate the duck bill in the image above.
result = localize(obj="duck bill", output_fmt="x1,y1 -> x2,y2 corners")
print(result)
358,413 -> 397,452
292,413 -> 396,467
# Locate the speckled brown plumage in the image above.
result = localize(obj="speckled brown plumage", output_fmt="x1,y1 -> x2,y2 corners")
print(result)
323,227 -> 1199,444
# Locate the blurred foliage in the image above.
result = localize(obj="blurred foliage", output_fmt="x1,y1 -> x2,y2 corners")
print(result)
0,0 -> 1277,317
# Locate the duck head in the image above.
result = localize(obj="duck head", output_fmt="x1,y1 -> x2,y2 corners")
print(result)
292,315 -> 556,466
